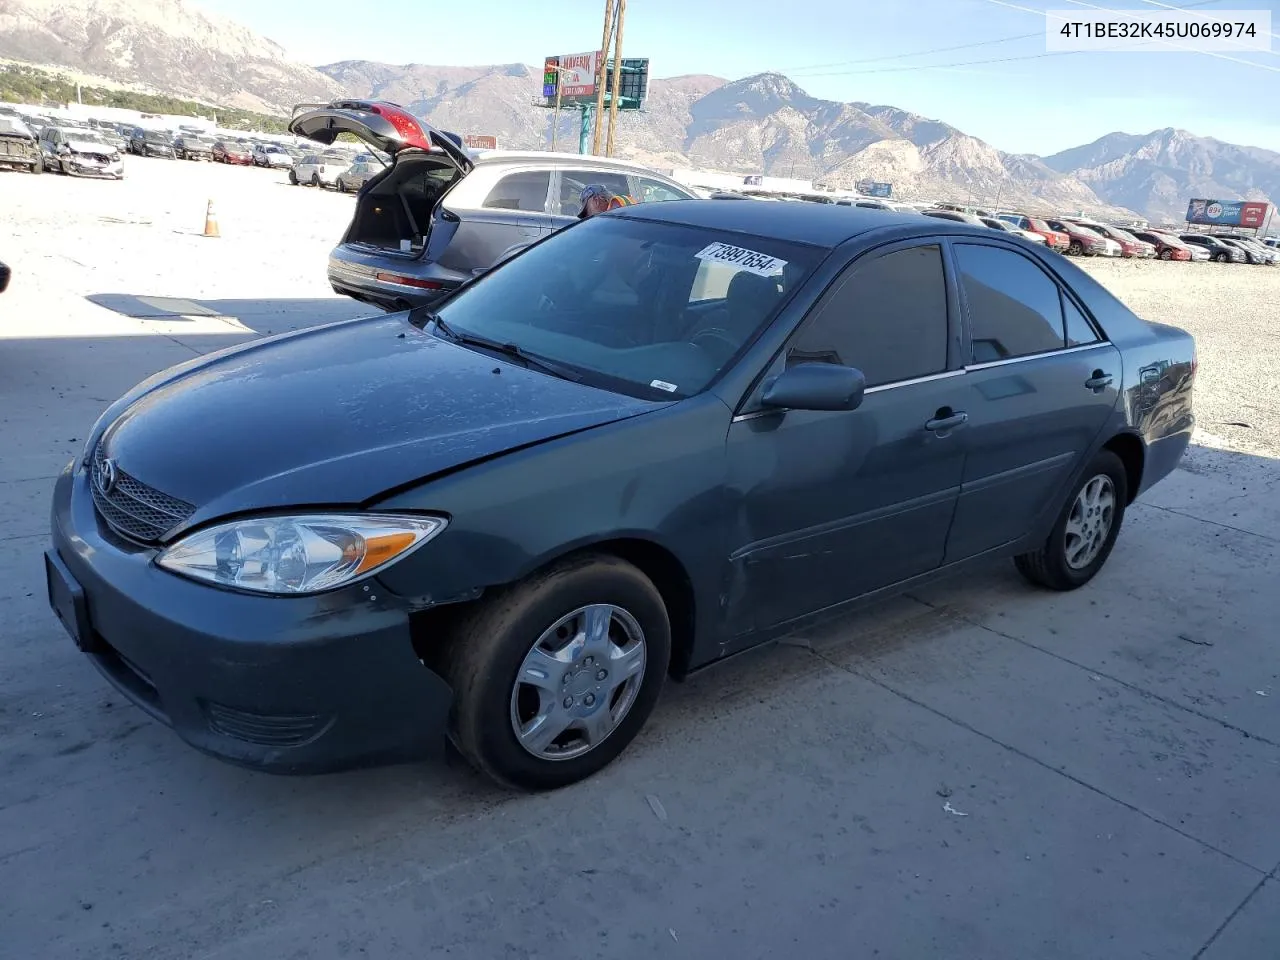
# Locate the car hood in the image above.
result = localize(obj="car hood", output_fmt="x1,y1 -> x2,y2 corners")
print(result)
66,139 -> 114,154
95,314 -> 666,531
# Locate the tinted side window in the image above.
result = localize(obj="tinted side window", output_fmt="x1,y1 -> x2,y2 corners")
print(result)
557,170 -> 633,214
482,171 -> 552,211
786,245 -> 948,387
1062,293 -> 1099,346
954,244 -> 1065,363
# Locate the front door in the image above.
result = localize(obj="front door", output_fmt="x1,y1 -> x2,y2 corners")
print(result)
943,242 -> 1122,562
723,241 -> 968,636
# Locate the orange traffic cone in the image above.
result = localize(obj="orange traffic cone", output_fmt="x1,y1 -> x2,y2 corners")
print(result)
203,199 -> 220,238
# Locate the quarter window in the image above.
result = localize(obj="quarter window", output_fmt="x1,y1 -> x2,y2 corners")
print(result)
954,244 -> 1066,363
786,245 -> 949,387
635,177 -> 689,203
482,171 -> 552,212
1062,293 -> 1099,347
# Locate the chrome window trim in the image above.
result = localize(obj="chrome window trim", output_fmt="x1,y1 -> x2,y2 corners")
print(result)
964,340 -> 1111,371
728,342 -> 1112,423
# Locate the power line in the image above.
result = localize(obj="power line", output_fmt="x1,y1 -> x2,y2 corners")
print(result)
778,31 -> 1041,75
1134,0 -> 1280,45
980,0 -> 1280,72
771,0 -> 1252,83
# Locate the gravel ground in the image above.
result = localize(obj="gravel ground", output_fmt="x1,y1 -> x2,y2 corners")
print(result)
2,159 -> 1279,960
1078,256 -> 1280,456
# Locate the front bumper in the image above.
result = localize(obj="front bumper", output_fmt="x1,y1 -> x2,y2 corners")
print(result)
47,465 -> 453,774
66,159 -> 124,178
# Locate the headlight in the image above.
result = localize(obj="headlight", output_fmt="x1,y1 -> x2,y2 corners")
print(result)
156,513 -> 447,595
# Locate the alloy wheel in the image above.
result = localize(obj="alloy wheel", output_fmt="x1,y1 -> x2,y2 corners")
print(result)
509,603 -> 647,761
1064,474 -> 1115,570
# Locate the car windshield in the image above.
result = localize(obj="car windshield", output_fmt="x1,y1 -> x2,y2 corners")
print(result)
144,131 -> 171,143
63,130 -> 110,146
429,215 -> 824,400
1027,218 -> 1052,232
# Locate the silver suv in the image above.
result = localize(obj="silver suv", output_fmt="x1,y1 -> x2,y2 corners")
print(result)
290,100 -> 700,311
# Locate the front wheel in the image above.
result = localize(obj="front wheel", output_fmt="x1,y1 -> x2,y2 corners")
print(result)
1068,240 -> 1083,256
288,169 -> 297,185
1015,449 -> 1128,591
1159,249 -> 1172,260
443,554 -> 671,790
1215,252 -> 1229,263
311,173 -> 320,188
30,160 -> 41,175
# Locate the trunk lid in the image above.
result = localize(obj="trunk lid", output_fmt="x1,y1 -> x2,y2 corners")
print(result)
289,100 -> 474,176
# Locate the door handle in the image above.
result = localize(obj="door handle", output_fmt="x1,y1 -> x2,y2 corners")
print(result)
925,411 -> 968,433
1085,371 -> 1114,391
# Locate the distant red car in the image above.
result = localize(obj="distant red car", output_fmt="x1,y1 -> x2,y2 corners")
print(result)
212,140 -> 253,165
996,213 -> 1071,253
1068,219 -> 1157,258
1133,231 -> 1191,261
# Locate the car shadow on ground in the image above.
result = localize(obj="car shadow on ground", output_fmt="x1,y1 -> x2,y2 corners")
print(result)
86,293 -> 378,338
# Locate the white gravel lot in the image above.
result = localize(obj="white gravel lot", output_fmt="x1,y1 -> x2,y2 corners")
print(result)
2,155 -> 1279,960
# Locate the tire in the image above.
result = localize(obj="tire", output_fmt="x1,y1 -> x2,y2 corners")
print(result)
1014,449 -> 1128,591
442,553 -> 671,790
288,169 -> 298,185
1159,249 -> 1172,261
1215,252 -> 1228,263
30,160 -> 41,175
336,178 -> 346,193
1068,240 -> 1083,256
310,173 -> 320,188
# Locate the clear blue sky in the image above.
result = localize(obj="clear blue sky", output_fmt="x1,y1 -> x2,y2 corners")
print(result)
199,0 -> 1280,155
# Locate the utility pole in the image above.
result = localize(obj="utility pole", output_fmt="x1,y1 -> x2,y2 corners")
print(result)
605,0 -> 627,158
551,71 -> 563,152
591,0 -> 615,155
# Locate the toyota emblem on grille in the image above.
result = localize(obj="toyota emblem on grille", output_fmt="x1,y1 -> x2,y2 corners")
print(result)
97,458 -> 119,496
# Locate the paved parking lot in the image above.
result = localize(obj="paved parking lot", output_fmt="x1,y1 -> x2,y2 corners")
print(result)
2,157 -> 1278,959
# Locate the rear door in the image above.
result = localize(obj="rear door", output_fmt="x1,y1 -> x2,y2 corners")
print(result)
942,241 -> 1122,562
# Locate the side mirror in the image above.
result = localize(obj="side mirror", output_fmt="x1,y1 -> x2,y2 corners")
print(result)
0,261 -> 10,294
761,362 -> 866,412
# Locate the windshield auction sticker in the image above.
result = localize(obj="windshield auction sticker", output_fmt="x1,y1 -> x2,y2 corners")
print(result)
694,242 -> 787,277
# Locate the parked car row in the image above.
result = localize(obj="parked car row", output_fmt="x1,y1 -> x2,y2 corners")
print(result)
288,149 -> 385,192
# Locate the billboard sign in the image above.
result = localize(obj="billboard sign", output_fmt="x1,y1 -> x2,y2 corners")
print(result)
542,57 -> 559,99
463,134 -> 497,150
1185,198 -> 1271,228
856,180 -> 893,198
558,51 -> 600,99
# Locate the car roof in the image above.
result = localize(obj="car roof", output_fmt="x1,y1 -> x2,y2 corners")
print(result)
471,150 -> 678,175
614,198 -> 960,248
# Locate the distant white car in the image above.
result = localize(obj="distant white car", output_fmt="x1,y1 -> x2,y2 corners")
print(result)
979,216 -> 1048,244
290,151 -> 347,187
251,144 -> 293,169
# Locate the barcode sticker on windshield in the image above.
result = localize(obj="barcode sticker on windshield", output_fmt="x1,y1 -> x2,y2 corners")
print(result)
650,379 -> 679,393
694,242 -> 787,276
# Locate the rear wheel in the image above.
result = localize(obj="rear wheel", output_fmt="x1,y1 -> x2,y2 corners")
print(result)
442,553 -> 671,790
336,178 -> 346,193
311,173 -> 320,188
1215,252 -> 1229,263
288,169 -> 298,185
1015,449 -> 1128,591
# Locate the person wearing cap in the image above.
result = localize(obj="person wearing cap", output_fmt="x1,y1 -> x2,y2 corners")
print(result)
577,184 -> 617,219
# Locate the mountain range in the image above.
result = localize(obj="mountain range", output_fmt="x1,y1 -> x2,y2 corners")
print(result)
1,0 -> 1276,223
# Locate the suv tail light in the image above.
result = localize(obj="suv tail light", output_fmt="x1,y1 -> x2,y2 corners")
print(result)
376,272 -> 443,290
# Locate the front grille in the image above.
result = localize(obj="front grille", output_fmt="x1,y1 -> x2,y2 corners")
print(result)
202,701 -> 332,747
91,446 -> 196,543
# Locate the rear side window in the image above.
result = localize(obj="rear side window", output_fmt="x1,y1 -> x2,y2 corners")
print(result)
556,170 -> 633,214
954,244 -> 1066,362
482,171 -> 552,212
786,245 -> 949,387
